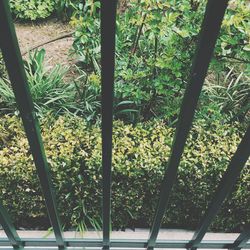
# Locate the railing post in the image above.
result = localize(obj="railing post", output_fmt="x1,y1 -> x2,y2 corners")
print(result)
146,0 -> 229,249
0,202 -> 23,249
101,0 -> 118,249
0,1 -> 66,249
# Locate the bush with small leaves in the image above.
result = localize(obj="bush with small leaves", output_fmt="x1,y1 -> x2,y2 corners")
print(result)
0,115 -> 249,231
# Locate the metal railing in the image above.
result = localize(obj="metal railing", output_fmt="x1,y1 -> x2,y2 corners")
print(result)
0,0 -> 249,249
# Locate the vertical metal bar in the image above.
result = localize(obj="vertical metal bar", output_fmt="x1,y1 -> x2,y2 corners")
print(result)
187,126 -> 250,250
146,0 -> 229,249
0,202 -> 23,249
230,229 -> 250,250
0,1 -> 65,249
101,0 -> 117,249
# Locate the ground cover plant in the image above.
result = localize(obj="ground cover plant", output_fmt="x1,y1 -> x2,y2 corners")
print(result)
0,49 -> 100,120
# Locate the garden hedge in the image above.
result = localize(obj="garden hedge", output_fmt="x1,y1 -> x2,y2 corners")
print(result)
0,115 -> 249,231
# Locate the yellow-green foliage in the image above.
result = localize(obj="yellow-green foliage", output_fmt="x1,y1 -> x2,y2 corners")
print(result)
10,0 -> 56,20
0,115 -> 249,230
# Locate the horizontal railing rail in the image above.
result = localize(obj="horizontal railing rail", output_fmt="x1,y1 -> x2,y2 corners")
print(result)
0,238 -> 249,249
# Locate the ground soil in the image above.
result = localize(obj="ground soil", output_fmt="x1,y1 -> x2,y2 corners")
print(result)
15,19 -> 76,71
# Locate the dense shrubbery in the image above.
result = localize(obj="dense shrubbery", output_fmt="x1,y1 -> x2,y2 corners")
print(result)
71,0 -> 250,125
0,115 -> 249,231
5,0 -> 250,125
10,0 -> 57,21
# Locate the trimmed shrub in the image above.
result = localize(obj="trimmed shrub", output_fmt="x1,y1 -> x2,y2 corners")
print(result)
0,115 -> 249,231
10,0 -> 56,21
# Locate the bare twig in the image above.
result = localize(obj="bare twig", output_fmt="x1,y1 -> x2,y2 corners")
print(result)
127,13 -> 147,68
21,31 -> 74,56
216,55 -> 250,64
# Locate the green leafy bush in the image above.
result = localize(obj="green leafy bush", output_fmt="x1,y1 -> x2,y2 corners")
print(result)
0,115 -> 248,231
72,0 -> 250,125
71,0 -> 101,66
10,0 -> 56,20
56,0 -> 86,21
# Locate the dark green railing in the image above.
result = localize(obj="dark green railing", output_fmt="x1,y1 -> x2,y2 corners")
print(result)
0,0 -> 249,249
